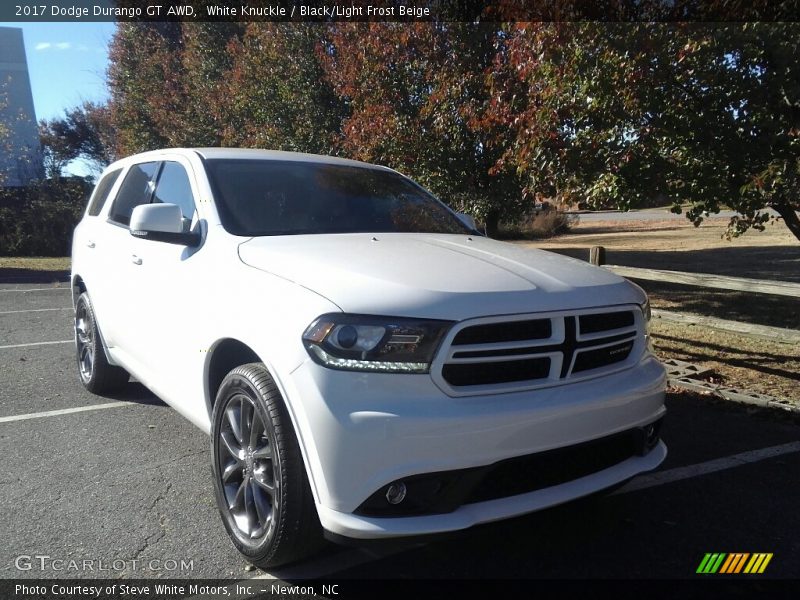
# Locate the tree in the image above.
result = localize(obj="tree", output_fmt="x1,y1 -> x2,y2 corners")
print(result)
322,23 -> 525,235
487,22 -> 800,242
107,22 -> 341,156
39,101 -> 116,177
214,23 -> 344,153
107,23 -> 180,155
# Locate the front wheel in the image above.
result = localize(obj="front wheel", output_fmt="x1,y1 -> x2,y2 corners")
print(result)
211,363 -> 322,568
74,292 -> 129,394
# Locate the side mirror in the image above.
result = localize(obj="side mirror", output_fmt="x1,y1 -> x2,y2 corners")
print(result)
456,212 -> 478,232
129,204 -> 200,246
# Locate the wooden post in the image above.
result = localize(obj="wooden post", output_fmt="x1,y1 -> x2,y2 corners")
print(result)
589,246 -> 606,266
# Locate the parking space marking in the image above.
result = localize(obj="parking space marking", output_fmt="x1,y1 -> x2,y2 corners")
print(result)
0,287 -> 70,293
0,307 -> 72,314
614,440 -> 800,495
0,401 -> 130,423
0,339 -> 72,349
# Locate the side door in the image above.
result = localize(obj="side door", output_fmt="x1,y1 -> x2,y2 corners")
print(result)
97,161 -> 160,350
121,157 -> 205,407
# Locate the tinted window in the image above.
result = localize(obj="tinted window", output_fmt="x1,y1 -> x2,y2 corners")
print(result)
108,162 -> 159,226
205,160 -> 469,236
87,169 -> 122,217
152,161 -> 196,221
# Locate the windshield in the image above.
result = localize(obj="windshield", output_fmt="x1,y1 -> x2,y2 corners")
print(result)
205,159 -> 471,236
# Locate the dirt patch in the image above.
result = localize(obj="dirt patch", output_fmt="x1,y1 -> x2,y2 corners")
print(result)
524,219 -> 800,280
651,320 -> 799,404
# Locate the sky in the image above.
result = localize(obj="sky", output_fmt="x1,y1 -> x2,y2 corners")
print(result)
0,22 -> 115,175
0,22 -> 115,121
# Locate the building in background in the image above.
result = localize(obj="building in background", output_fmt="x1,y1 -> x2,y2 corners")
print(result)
0,26 -> 44,187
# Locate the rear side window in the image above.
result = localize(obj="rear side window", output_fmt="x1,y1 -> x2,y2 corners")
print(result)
87,169 -> 122,217
108,162 -> 160,226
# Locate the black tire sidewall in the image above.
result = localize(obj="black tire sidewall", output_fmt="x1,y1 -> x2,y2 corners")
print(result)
74,292 -> 128,394
211,366 -> 289,563
75,293 -> 98,387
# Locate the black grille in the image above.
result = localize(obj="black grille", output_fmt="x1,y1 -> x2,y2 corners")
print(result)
354,425 -> 657,517
572,340 -> 634,373
442,357 -> 551,386
579,311 -> 635,334
452,319 -> 551,345
441,310 -> 639,389
466,429 -> 640,504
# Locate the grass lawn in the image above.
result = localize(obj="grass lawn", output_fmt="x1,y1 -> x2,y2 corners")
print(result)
0,256 -> 71,271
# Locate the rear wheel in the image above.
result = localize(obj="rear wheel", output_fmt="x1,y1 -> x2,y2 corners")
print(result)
74,292 -> 128,394
211,363 -> 322,568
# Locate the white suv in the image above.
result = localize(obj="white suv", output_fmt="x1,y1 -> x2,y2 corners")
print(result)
71,148 -> 666,567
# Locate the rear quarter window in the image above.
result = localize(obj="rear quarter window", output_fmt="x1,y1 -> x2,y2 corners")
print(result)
87,169 -> 122,217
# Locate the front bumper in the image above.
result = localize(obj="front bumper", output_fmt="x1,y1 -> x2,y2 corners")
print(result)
319,441 -> 666,539
283,353 -> 667,539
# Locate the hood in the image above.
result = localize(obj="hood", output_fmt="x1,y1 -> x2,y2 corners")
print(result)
238,233 -> 643,321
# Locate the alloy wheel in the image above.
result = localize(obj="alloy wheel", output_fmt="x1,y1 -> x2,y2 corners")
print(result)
216,393 -> 279,540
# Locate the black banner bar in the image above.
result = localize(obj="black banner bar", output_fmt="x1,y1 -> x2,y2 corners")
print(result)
2,0 -> 800,23
3,578 -> 800,600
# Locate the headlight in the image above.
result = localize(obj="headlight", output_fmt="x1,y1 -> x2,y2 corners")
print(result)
303,314 -> 453,373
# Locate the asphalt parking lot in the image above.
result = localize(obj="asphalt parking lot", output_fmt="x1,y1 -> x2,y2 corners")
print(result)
1,278 -> 799,587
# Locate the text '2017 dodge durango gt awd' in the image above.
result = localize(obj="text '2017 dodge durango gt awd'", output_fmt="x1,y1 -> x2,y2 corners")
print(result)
71,148 -> 666,567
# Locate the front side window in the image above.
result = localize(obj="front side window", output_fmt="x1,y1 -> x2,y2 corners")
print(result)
205,160 -> 470,237
108,162 -> 159,226
152,161 -> 196,222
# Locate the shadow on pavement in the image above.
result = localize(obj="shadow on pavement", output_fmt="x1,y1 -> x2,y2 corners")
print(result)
105,381 -> 168,407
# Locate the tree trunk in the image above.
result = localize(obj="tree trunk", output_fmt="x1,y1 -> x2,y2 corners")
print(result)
773,201 -> 800,243
484,211 -> 500,238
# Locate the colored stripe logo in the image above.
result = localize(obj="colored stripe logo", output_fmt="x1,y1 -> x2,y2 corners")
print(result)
697,553 -> 773,574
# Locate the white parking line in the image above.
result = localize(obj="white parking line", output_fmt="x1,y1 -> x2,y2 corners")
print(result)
0,339 -> 72,350
0,287 -> 70,292
0,307 -> 72,314
613,440 -> 800,495
0,401 -> 130,424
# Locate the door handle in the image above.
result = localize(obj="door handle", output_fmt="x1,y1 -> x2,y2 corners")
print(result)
131,255 -> 142,265
87,241 -> 95,248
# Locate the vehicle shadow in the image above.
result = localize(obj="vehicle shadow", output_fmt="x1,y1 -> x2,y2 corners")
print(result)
103,381 -> 168,407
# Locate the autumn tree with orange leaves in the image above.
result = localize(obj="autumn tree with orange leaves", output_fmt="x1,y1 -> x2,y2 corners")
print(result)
105,20 -> 800,241
320,23 -> 525,234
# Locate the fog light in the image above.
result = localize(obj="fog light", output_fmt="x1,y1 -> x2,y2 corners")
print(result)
385,481 -> 407,505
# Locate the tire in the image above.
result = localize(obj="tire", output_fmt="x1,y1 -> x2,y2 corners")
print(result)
74,292 -> 129,394
211,363 -> 323,568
